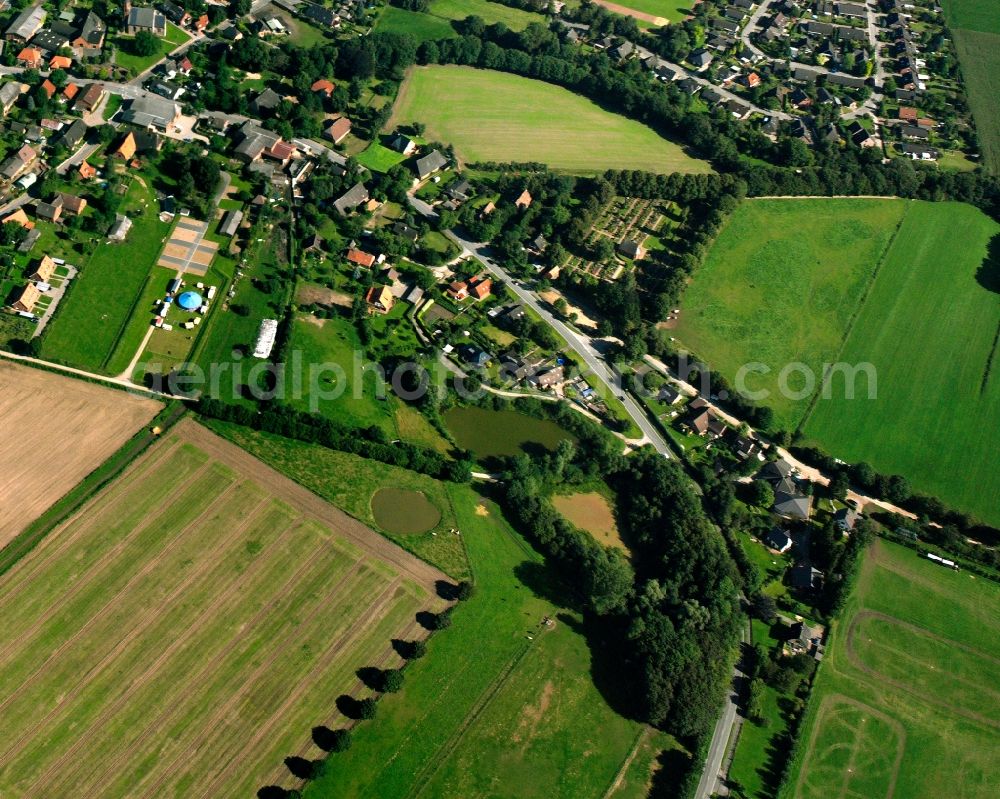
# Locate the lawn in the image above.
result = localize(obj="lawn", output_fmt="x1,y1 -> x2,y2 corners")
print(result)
780,539 -> 1000,799
284,313 -> 398,435
389,66 -> 711,175
594,0 -> 693,24
802,201 -> 1000,527
113,22 -> 190,74
305,482 -> 685,798
377,0 -> 544,39
356,141 -> 409,173
0,419 -> 446,798
951,29 -> 1000,174
41,179 -> 173,374
203,419 -> 469,579
675,198 -> 908,429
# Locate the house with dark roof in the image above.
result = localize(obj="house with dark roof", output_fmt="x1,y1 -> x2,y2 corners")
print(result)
333,182 -> 369,216
689,49 -> 713,69
74,83 -> 106,113
5,4 -> 46,43
72,11 -> 105,50
126,6 -> 166,36
120,95 -> 177,130
834,507 -> 859,531
250,88 -> 282,116
299,3 -> 338,26
764,527 -> 793,553
415,149 -> 448,180
773,487 -> 813,520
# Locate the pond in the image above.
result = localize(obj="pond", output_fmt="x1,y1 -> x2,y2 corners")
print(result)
371,487 -> 442,535
443,406 -> 575,462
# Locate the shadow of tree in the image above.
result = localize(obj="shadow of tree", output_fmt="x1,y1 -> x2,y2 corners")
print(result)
283,755 -> 314,780
975,233 -> 1000,293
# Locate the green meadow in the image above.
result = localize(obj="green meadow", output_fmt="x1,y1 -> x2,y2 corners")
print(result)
389,66 -> 711,175
781,539 -> 1000,799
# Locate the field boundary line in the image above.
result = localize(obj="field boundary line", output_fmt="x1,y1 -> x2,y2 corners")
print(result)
177,419 -> 450,587
602,725 -> 650,799
796,201 -> 910,436
979,316 -> 1000,395
61,520 -> 345,798
0,456 -> 215,671
0,472 -> 247,769
134,560 -> 382,799
408,629 -> 545,799
0,491 -> 273,738
194,577 -> 408,798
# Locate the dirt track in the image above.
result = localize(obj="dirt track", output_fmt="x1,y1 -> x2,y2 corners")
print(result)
0,361 -> 161,549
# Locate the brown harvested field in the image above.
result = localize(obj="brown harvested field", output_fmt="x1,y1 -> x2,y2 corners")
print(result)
551,491 -> 626,550
0,360 -> 161,549
0,418 -> 448,798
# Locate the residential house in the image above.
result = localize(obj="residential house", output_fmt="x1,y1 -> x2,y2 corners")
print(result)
72,11 -> 105,51
333,182 -> 369,216
299,3 -> 339,26
61,82 -> 79,103
16,47 -> 42,68
763,527 -> 793,553
233,121 -> 282,163
311,78 -> 335,97
415,149 -> 448,180
107,214 -> 132,241
159,1 -> 189,25
48,54 -> 71,70
0,81 -> 23,114
40,79 -> 56,99
388,134 -> 416,155
773,485 -> 813,520
263,140 -> 296,163
658,385 -> 681,405
57,118 -> 87,149
55,192 -> 86,215
535,366 -> 564,390
468,276 -> 492,301
447,280 -> 468,300
460,345 -> 490,368
3,208 -> 34,229
346,248 -> 376,268
250,88 -> 282,116
447,178 -> 472,201
121,95 -> 178,130
5,4 -> 45,43
689,48 -> 713,69
29,254 -> 56,282
10,283 -> 40,313
126,6 -> 167,36
324,116 -> 352,144
113,131 -> 137,160
365,284 -> 394,314
78,161 -> 97,179
74,83 -> 106,114
898,142 -> 938,160
146,78 -> 184,100
35,198 -> 62,222
834,507 -> 859,531
514,189 -> 532,210
786,620 -> 824,658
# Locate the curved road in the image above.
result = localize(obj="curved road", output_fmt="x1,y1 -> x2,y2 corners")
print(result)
445,229 -> 674,457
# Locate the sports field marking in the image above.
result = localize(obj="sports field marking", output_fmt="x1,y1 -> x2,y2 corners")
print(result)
795,694 -> 905,799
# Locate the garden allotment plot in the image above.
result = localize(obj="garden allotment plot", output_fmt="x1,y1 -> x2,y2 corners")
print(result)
0,419 -> 446,798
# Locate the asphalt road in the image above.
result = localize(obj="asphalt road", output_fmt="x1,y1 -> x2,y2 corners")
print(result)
695,618 -> 751,799
444,228 -> 674,457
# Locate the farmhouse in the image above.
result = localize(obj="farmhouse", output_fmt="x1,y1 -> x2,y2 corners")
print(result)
5,4 -> 45,43
11,282 -> 40,313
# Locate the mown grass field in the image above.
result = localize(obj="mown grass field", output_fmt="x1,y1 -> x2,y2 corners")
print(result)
595,0 -> 693,24
305,482 -> 683,799
0,419 -> 445,798
376,0 -> 544,40
675,198 -> 908,429
389,66 -> 711,175
113,22 -> 189,74
284,313 -> 397,435
781,539 -> 1000,799
41,180 -> 172,374
204,419 -> 470,580
802,201 -> 1000,527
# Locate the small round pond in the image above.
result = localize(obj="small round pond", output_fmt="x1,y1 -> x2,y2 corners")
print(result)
371,487 -> 442,535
